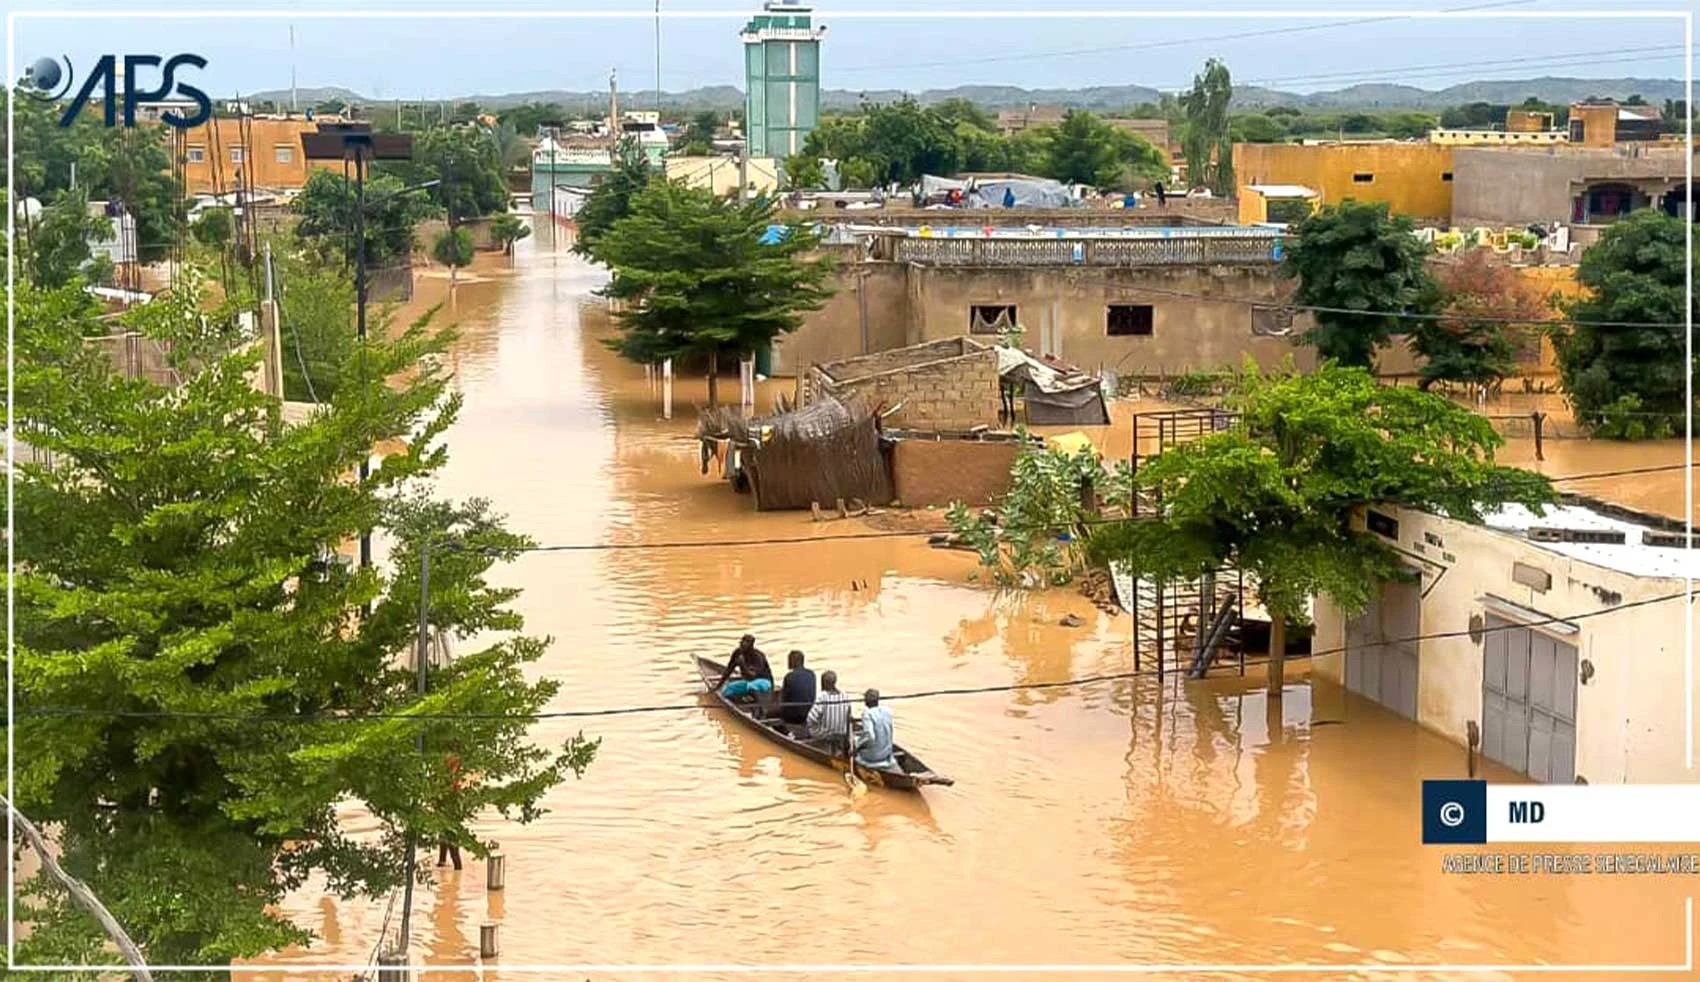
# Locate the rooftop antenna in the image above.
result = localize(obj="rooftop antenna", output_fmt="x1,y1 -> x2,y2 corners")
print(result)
289,24 -> 297,112
654,0 -> 663,116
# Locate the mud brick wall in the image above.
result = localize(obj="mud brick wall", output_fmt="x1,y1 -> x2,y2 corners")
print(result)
820,346 -> 1000,432
892,439 -> 1023,507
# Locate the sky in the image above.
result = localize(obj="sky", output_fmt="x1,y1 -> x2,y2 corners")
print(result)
7,0 -> 1692,103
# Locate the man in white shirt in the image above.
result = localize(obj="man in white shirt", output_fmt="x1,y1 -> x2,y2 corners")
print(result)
806,670 -> 852,746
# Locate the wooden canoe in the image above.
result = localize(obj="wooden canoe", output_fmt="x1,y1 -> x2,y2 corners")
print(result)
694,655 -> 954,790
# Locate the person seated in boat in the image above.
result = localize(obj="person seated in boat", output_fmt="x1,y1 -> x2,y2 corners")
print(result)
854,688 -> 898,770
777,650 -> 816,728
806,670 -> 853,745
718,634 -> 773,701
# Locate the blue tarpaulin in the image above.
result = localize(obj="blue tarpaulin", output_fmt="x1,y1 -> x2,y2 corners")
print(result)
759,225 -> 790,245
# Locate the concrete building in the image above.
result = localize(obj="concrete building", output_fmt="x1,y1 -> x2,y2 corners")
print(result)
1232,141 -> 1456,222
802,337 -> 1000,432
1427,129 -> 1568,148
1237,184 -> 1318,226
175,116 -> 333,194
1450,143 -> 1698,228
774,225 -> 1316,380
997,106 -> 1175,159
741,0 -> 826,159
1312,499 -> 1699,785
666,155 -> 780,198
1567,99 -> 1665,147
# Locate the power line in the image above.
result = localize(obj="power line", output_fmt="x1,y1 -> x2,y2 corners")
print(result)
1226,43 -> 1689,91
1049,269 -> 1695,330
496,463 -> 1696,554
831,0 -> 1538,76
14,587 -> 1694,725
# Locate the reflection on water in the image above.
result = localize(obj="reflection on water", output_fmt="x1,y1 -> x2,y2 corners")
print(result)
244,233 -> 1692,979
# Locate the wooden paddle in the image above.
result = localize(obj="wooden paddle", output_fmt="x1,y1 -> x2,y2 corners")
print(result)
843,712 -> 866,797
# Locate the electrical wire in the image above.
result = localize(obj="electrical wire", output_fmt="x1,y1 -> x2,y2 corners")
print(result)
14,587 -> 1694,725
831,0 -> 1539,76
941,264 -> 1696,331
493,462 -> 1698,554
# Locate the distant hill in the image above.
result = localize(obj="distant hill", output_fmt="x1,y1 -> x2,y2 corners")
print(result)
245,75 -> 1684,116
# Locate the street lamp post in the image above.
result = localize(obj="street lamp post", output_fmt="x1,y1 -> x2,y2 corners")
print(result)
300,123 -> 415,569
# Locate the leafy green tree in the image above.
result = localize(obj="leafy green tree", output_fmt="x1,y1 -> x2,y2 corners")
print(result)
596,181 -> 835,406
1045,110 -> 1122,187
489,212 -> 532,255
1087,363 -> 1554,696
1041,111 -> 1163,189
24,188 -> 110,288
572,140 -> 653,264
1283,200 -> 1439,369
193,206 -> 235,248
13,277 -> 596,968
433,225 -> 476,284
294,169 -> 435,268
948,440 -> 1132,587
274,251 -> 357,402
859,97 -> 961,184
382,125 -> 508,223
11,90 -> 184,265
1411,250 -> 1546,391
783,153 -> 826,190
31,191 -> 112,289
681,110 -> 720,155
1551,210 -> 1697,438
1439,101 -> 1507,128
1181,58 -> 1234,194
498,102 -> 568,136
485,119 -> 532,173
1230,113 -> 1288,144
932,97 -> 996,132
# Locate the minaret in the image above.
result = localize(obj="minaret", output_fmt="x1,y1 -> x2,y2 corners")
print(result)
739,0 -> 827,159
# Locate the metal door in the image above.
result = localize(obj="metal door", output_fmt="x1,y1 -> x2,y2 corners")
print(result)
1481,614 -> 1578,782
1344,578 -> 1420,719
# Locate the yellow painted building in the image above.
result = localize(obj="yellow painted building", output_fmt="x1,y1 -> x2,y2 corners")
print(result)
173,116 -> 342,194
1232,141 -> 1455,221
1427,129 -> 1567,147
664,155 -> 780,198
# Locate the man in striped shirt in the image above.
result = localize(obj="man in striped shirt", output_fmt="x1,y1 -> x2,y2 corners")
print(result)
806,670 -> 853,747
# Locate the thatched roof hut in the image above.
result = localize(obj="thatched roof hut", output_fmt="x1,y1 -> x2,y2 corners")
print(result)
700,395 -> 892,511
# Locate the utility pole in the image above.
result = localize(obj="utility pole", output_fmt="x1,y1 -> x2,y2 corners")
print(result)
300,123 -> 415,569
354,146 -> 372,568
737,140 -> 749,203
654,0 -> 663,117
397,540 -> 434,957
289,24 -> 297,113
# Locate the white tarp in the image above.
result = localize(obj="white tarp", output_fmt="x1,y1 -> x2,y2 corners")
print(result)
996,346 -> 1096,395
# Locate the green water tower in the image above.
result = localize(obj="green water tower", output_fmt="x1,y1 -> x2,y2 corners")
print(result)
740,0 -> 826,160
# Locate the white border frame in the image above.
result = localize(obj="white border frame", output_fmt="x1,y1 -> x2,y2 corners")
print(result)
6,5 -> 1695,976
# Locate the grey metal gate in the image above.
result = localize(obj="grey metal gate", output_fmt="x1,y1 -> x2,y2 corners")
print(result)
1344,578 -> 1420,719
1481,614 -> 1577,782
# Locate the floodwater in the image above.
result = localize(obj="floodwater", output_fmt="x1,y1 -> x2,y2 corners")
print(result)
243,235 -> 1695,981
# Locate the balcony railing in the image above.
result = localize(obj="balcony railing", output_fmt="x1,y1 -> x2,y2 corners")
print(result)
890,231 -> 1284,267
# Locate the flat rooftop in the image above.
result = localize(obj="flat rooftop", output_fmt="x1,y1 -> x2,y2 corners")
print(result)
1483,502 -> 1695,580
840,224 -> 1277,240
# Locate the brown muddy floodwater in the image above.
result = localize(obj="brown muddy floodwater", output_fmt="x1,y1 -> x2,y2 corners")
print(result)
246,233 -> 1695,981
